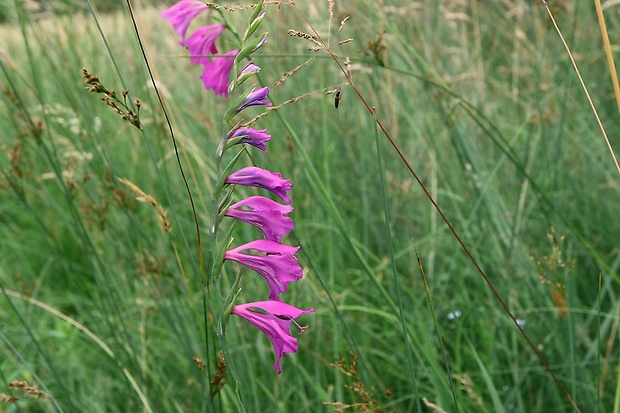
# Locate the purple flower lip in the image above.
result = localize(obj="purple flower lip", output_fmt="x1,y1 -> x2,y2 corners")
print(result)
200,50 -> 238,97
225,167 -> 292,204
235,87 -> 272,114
231,300 -> 315,374
233,61 -> 262,90
225,196 -> 293,242
180,24 -> 225,64
224,240 -> 302,300
227,127 -> 271,152
161,0 -> 209,39
239,62 -> 261,77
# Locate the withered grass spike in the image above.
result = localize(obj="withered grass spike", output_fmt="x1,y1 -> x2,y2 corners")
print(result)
324,352 -> 394,412
209,352 -> 227,395
118,178 -> 171,233
206,2 -> 256,11
243,93 -> 310,126
192,357 -> 206,372
422,397 -> 449,413
0,393 -> 19,403
82,68 -> 141,129
338,16 -> 350,33
7,380 -> 47,399
274,59 -> 313,87
288,29 -> 320,43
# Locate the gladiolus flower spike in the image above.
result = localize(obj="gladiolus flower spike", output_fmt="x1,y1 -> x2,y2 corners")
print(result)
163,0 -> 313,376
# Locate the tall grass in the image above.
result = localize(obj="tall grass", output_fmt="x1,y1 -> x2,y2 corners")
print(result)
1,1 -> 619,412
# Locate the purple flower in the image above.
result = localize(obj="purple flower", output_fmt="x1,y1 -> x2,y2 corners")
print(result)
224,240 -> 302,300
228,127 -> 271,152
236,87 -> 272,113
225,196 -> 293,242
232,300 -> 315,374
200,49 -> 238,97
180,24 -> 225,64
235,61 -> 261,88
161,0 -> 209,39
239,62 -> 261,77
225,167 -> 292,203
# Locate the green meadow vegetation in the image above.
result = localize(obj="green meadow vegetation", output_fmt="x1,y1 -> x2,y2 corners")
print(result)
1,1 -> 620,412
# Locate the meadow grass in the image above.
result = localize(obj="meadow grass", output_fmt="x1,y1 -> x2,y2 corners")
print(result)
1,1 -> 619,412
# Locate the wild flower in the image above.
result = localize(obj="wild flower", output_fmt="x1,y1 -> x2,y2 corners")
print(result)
224,240 -> 303,300
231,301 -> 315,374
180,24 -> 225,64
227,127 -> 271,152
161,0 -> 209,39
235,86 -> 272,113
225,167 -> 292,204
239,61 -> 261,77
200,50 -> 238,97
224,196 -> 293,242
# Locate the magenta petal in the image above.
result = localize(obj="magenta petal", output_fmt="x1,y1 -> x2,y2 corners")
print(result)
180,24 -> 225,64
161,0 -> 209,39
200,49 -> 238,97
225,167 -> 292,203
229,127 -> 271,152
225,196 -> 293,242
224,240 -> 302,300
232,301 -> 315,374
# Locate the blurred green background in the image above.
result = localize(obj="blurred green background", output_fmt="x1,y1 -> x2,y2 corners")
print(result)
1,1 -> 619,412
